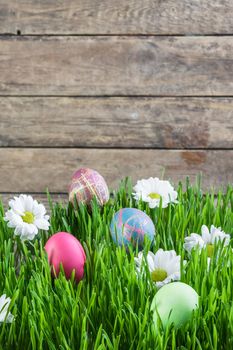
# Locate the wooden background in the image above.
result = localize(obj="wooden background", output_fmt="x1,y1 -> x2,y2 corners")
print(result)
0,1 -> 233,206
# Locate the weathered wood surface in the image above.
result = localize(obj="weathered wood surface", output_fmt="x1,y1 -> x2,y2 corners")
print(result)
1,36 -> 233,96
1,193 -> 67,211
0,3 -> 232,196
1,1 -> 233,35
0,149 -> 232,192
0,97 -> 233,148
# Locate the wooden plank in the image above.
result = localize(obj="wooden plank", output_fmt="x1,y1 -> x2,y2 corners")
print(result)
0,149 -> 232,192
0,193 -> 67,212
0,97 -> 233,148
1,1 -> 233,35
1,36 -> 233,96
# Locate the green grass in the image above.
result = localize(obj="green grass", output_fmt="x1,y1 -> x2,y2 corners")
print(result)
0,178 -> 233,350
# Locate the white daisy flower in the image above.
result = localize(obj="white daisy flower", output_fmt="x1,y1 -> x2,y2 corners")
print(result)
4,194 -> 50,241
133,177 -> 178,208
0,294 -> 14,323
184,225 -> 230,258
134,249 -> 182,289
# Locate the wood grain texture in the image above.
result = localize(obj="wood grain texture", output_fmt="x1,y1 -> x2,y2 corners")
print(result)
0,149 -> 232,192
0,193 -> 67,211
1,36 -> 233,96
0,97 -> 233,148
1,1 -> 233,35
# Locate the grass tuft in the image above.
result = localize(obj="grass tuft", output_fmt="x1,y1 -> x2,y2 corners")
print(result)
0,178 -> 233,349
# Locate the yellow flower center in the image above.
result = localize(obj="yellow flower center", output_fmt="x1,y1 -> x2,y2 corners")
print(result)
148,192 -> 161,200
206,244 -> 214,258
22,211 -> 34,224
151,268 -> 167,282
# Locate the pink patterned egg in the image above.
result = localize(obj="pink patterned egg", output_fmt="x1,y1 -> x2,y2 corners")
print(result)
45,232 -> 86,283
68,168 -> 109,206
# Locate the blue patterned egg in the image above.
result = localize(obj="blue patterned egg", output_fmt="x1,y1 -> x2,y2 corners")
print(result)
110,208 -> 155,249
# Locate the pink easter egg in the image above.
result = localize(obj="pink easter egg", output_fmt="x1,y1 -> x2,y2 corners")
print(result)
68,168 -> 109,206
45,232 -> 86,283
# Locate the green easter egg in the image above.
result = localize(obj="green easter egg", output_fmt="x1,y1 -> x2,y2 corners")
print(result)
151,282 -> 199,329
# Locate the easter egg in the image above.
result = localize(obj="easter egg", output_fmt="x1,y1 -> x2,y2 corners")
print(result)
151,282 -> 199,329
45,232 -> 86,283
110,208 -> 155,249
68,168 -> 109,206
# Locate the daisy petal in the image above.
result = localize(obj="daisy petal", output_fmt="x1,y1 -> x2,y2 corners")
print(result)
133,177 -> 178,209
135,249 -> 182,288
34,218 -> 50,230
4,194 -> 50,241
